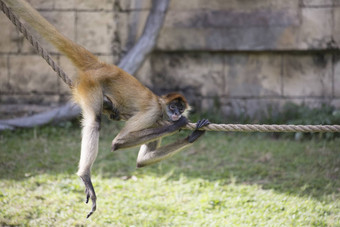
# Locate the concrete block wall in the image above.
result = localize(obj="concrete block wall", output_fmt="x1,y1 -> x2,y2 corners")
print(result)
0,0 -> 119,117
146,52 -> 338,119
0,0 -> 339,119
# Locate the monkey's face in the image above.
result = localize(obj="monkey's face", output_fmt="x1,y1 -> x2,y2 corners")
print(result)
167,100 -> 186,122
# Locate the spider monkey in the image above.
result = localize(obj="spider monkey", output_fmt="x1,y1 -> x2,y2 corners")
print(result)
3,0 -> 209,218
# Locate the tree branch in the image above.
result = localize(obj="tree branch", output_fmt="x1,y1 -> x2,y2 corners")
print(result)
0,102 -> 80,130
0,0 -> 170,130
118,0 -> 170,74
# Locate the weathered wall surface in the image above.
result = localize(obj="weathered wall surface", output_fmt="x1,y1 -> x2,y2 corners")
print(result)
0,0 -> 339,119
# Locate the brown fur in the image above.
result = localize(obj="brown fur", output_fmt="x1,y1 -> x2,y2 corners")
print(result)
4,0 -> 172,125
4,0 -> 187,124
162,93 -> 188,106
4,0 -> 197,218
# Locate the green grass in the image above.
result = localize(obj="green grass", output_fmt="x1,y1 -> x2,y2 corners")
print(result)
0,121 -> 339,226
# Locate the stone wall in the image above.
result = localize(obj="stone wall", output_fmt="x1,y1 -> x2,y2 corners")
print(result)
0,0 -> 339,119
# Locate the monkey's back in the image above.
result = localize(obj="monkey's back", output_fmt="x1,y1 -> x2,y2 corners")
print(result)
75,63 -> 160,120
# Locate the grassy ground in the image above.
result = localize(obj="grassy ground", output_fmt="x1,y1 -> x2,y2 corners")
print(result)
0,120 -> 339,226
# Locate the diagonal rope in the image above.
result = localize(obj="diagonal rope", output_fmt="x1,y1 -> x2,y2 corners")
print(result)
0,0 -> 73,88
2,0 -> 340,133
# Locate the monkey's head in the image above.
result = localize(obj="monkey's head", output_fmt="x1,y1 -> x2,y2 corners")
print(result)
162,93 -> 190,122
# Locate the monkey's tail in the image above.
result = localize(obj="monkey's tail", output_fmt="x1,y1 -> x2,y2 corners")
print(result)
3,0 -> 101,71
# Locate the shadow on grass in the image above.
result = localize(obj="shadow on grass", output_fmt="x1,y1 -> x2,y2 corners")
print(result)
1,123 -> 339,200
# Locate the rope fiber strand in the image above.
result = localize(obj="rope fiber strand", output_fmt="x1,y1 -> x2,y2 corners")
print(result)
2,0 -> 340,133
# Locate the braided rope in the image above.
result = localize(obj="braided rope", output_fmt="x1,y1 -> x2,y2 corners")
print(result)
0,0 -> 73,88
182,123 -> 340,133
155,121 -> 340,132
2,0 -> 340,133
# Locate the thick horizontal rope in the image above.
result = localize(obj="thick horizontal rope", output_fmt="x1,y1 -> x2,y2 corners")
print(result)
155,121 -> 340,132
2,1 -> 340,134
182,123 -> 340,133
0,0 -> 73,89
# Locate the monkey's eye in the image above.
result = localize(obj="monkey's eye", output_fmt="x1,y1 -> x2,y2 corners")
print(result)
169,103 -> 176,110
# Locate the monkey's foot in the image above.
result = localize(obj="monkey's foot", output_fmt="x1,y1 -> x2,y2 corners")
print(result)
80,175 -> 97,218
187,119 -> 210,143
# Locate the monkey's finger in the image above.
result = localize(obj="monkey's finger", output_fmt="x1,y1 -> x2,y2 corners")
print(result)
85,192 -> 90,204
196,119 -> 210,129
87,210 -> 93,219
86,206 -> 95,218
202,119 -> 210,127
195,120 -> 202,129
86,199 -> 97,218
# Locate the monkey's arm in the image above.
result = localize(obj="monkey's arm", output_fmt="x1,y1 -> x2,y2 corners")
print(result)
111,116 -> 188,151
136,119 -> 210,167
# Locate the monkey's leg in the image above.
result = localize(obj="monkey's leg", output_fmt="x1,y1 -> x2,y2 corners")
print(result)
136,119 -> 210,168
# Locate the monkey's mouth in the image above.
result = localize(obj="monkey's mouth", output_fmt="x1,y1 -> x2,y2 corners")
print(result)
171,114 -> 181,121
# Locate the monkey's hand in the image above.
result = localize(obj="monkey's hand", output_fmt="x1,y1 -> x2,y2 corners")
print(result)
187,119 -> 210,143
80,175 -> 97,218
109,108 -> 120,121
103,96 -> 120,121
170,116 -> 189,131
